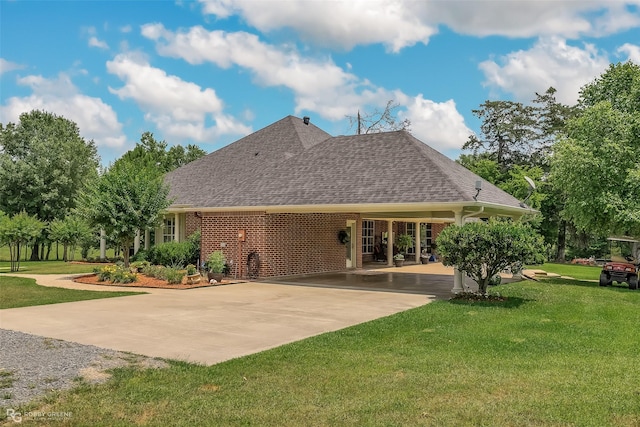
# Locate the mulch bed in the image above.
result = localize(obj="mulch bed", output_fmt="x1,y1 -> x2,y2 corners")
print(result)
73,273 -> 244,290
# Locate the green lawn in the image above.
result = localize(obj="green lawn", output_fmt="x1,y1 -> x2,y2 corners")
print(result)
528,262 -> 603,280
0,260 -> 102,275
0,276 -> 143,309
8,277 -> 640,426
0,245 -> 117,263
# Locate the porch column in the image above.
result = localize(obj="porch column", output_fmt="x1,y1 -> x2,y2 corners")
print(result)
174,213 -> 180,242
144,229 -> 150,251
414,221 -> 421,263
99,229 -> 106,261
452,211 -> 464,293
387,220 -> 393,266
134,230 -> 140,254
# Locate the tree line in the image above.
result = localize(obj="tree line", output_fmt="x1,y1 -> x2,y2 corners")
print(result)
0,112 -> 205,271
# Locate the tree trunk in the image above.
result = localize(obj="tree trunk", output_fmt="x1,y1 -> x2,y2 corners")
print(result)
40,243 -> 45,260
45,242 -> 52,260
555,220 -> 566,262
62,244 -> 68,262
30,242 -> 40,261
123,243 -> 130,268
56,242 -> 59,260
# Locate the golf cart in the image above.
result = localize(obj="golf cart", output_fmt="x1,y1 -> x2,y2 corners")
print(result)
599,237 -> 639,289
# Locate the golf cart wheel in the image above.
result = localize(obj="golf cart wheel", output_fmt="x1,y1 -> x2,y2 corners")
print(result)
629,275 -> 638,290
599,272 -> 611,287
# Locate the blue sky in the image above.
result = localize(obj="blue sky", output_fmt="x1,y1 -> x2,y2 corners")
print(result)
1,1 -> 639,166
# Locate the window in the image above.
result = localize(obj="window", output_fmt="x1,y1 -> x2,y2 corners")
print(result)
406,223 -> 416,255
422,223 -> 432,253
163,217 -> 175,243
362,220 -> 374,254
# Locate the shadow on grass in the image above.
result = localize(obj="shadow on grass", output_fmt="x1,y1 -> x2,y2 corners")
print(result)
540,277 -> 635,293
448,296 -> 529,309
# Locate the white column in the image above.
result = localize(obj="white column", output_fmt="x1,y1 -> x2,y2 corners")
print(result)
415,221 -> 421,263
387,220 -> 394,266
174,213 -> 180,242
144,229 -> 150,251
99,229 -> 106,261
452,211 -> 464,293
134,230 -> 140,254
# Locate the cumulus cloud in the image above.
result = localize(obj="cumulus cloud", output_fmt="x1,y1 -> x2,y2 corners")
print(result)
106,52 -> 251,141
198,0 -> 435,52
198,0 -> 640,51
399,95 -> 473,151
88,36 -> 109,49
479,37 -> 610,105
618,43 -> 640,63
0,58 -> 25,75
0,73 -> 126,148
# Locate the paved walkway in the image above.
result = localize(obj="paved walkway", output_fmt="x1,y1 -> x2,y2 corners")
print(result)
1,274 -> 429,365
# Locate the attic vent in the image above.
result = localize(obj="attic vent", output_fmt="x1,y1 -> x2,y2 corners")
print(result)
254,152 -> 259,156
303,116 -> 310,125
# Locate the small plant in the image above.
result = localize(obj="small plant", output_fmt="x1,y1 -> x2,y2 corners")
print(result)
393,253 -> 405,261
206,251 -> 226,273
112,267 -> 137,284
186,264 -> 197,275
142,265 -> 167,280
130,260 -> 150,272
396,234 -> 413,255
96,265 -> 117,282
165,267 -> 184,285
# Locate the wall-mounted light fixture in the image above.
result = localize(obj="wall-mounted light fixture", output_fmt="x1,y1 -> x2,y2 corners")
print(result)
473,180 -> 482,201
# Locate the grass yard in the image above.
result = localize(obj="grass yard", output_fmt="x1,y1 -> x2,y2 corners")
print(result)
0,276 -> 143,309
9,277 -> 640,426
0,260 -> 100,275
528,262 -> 603,280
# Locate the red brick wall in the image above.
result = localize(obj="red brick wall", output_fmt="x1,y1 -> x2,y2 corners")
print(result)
185,212 -> 201,237
200,212 -> 360,278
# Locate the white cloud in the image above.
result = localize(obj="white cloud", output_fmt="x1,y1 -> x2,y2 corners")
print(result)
198,0 -> 436,52
0,73 -> 126,148
198,0 -> 640,51
0,58 -> 25,75
618,43 -> 640,63
400,96 -> 473,151
88,36 -> 109,49
120,25 -> 132,33
479,37 -> 610,105
106,52 -> 251,141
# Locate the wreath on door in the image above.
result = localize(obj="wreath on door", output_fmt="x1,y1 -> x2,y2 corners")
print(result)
338,230 -> 350,244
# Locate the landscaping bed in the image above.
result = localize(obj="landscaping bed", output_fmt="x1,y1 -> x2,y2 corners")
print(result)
74,273 -> 242,290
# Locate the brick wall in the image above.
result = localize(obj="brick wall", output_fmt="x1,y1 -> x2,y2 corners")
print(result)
200,211 -> 360,278
185,212 -> 201,237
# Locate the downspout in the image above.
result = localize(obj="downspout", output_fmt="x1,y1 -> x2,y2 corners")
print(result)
462,206 -> 484,221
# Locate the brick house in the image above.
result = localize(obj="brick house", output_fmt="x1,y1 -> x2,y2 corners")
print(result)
161,115 -> 531,281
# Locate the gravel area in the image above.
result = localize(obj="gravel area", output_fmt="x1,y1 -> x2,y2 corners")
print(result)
0,329 -> 168,409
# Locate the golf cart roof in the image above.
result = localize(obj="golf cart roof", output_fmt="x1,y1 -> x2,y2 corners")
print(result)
607,236 -> 639,243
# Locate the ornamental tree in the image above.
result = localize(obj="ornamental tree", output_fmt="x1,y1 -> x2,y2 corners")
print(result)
77,162 -> 171,267
436,220 -> 544,294
0,211 -> 45,272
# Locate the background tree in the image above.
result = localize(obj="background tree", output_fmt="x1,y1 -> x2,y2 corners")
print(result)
78,163 -> 171,267
552,62 -> 640,239
0,110 -> 99,260
346,100 -> 411,134
48,215 -> 94,261
0,211 -> 45,272
111,131 -> 206,176
436,220 -> 545,295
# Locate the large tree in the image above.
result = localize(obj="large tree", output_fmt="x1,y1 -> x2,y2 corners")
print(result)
111,131 -> 206,176
552,62 -> 640,238
77,163 -> 171,267
0,110 -> 100,259
0,211 -> 45,272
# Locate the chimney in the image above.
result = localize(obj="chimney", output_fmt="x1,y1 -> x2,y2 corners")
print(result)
303,116 -> 310,125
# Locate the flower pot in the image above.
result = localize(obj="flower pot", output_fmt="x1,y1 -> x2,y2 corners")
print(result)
207,272 -> 224,283
186,273 -> 201,285
420,257 -> 429,264
394,259 -> 404,267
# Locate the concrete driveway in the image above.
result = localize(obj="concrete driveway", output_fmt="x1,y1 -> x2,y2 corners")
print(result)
0,274 -> 429,365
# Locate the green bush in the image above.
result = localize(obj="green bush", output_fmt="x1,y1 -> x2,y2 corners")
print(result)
206,251 -> 226,273
149,241 -> 192,268
96,265 -> 117,282
165,267 -> 184,285
130,249 -> 148,262
95,265 -> 137,284
142,264 -> 167,280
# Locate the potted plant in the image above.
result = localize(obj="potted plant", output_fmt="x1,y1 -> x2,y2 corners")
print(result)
185,263 -> 201,284
206,251 -> 226,282
420,249 -> 430,264
396,233 -> 413,260
393,253 -> 405,267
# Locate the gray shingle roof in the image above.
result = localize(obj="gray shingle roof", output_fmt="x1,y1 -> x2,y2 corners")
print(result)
165,116 -> 524,210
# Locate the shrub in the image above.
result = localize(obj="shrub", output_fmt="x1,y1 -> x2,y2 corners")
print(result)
165,267 -> 184,285
112,268 -> 137,284
186,264 -> 197,275
149,241 -> 192,268
436,219 -> 544,294
130,249 -> 148,262
206,251 -> 226,273
142,265 -> 167,280
131,260 -> 150,272
96,265 -> 117,282
186,230 -> 201,265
